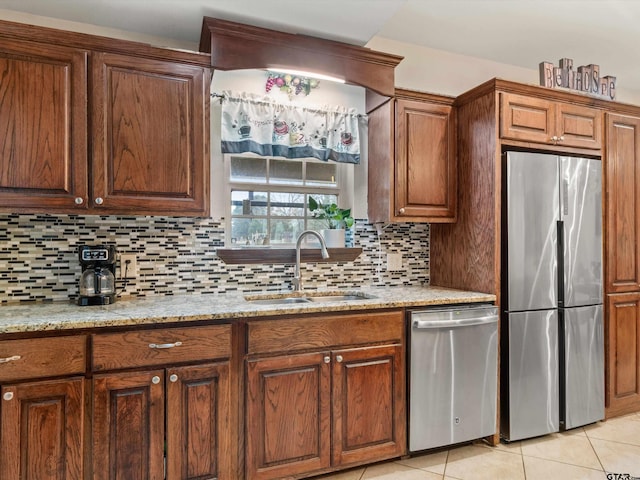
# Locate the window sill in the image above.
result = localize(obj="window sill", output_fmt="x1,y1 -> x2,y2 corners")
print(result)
216,247 -> 362,265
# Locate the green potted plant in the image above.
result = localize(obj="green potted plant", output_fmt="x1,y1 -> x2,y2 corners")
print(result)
308,196 -> 354,247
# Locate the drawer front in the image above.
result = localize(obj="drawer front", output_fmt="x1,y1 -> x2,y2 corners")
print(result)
92,324 -> 232,371
0,335 -> 87,382
247,310 -> 404,355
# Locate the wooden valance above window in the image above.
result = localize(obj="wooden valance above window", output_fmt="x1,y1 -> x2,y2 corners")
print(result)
199,17 -> 403,112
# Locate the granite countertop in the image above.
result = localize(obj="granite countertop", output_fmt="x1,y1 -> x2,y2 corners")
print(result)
0,286 -> 496,334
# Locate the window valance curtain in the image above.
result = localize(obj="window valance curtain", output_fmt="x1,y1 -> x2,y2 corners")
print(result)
220,91 -> 366,164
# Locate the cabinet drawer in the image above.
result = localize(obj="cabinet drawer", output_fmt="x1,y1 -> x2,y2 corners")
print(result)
247,311 -> 404,355
0,335 -> 86,382
92,324 -> 232,371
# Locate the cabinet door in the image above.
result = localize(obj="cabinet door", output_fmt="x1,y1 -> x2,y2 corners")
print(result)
500,92 -> 554,144
0,39 -> 88,211
246,352 -> 331,480
395,98 -> 457,221
332,344 -> 406,466
605,114 -> 640,293
606,293 -> 640,417
0,377 -> 84,480
556,103 -> 602,150
91,52 -> 210,216
92,370 -> 165,480
166,362 -> 231,480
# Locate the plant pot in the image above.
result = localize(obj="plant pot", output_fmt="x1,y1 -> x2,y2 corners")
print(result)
321,228 -> 345,248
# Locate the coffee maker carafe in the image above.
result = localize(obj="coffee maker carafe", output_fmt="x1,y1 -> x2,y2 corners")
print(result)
78,245 -> 117,306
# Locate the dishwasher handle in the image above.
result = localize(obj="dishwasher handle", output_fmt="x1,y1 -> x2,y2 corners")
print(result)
413,315 -> 498,329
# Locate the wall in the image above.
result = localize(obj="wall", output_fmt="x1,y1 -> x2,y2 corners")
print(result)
0,214 -> 429,304
367,36 -> 640,105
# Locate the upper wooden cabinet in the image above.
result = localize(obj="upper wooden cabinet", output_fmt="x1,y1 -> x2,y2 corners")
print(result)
500,92 -> 602,150
91,52 -> 209,215
605,113 -> 640,293
0,21 -> 211,216
0,39 -> 89,210
368,89 -> 457,223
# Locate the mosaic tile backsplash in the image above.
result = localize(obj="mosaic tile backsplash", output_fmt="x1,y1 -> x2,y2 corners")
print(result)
0,214 -> 430,304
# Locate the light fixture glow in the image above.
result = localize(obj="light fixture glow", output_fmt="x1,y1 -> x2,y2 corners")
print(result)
267,68 -> 345,84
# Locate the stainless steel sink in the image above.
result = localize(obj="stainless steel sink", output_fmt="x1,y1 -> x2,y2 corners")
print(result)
246,296 -> 312,305
307,294 -> 369,302
244,291 -> 375,305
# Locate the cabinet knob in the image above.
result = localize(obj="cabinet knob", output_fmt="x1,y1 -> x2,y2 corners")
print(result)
323,356 -> 331,364
336,355 -> 343,363
398,208 -> 405,215
559,135 -> 565,141
169,374 -> 178,383
551,135 -> 558,142
74,197 -> 84,205
94,197 -> 104,205
3,391 -> 13,401
152,376 -> 161,385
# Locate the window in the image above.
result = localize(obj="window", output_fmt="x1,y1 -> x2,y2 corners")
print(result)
225,155 -> 351,246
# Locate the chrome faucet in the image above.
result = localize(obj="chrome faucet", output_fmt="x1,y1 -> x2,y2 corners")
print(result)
292,230 -> 330,291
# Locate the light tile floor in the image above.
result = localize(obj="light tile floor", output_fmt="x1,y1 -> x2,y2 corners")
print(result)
318,412 -> 640,479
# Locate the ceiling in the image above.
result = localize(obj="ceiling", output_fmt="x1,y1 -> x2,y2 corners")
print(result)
1,0 -> 638,94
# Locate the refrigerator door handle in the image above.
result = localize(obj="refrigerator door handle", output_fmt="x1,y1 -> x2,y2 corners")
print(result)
562,178 -> 569,217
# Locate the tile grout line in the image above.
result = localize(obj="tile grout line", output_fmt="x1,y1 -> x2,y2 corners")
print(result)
521,452 -> 606,472
442,448 -> 450,479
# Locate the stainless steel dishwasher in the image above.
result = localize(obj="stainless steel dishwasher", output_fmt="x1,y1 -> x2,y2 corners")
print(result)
408,304 -> 499,451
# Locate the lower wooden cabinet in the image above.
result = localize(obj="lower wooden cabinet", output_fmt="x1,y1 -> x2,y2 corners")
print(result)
92,362 -> 231,480
166,363 -> 231,480
606,293 -> 640,417
332,345 -> 404,466
246,312 -> 406,480
246,352 -> 331,480
0,335 -> 87,480
92,370 -> 165,480
0,377 -> 85,480
90,324 -> 234,479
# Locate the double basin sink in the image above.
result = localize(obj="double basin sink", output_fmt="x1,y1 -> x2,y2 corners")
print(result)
244,291 -> 375,305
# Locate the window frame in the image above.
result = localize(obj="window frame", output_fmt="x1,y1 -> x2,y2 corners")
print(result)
224,154 -> 352,247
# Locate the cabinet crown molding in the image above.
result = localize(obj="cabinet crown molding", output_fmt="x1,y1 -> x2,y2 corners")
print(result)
199,17 -> 403,98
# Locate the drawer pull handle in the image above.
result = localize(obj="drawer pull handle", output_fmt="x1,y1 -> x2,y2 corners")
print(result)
0,355 -> 21,364
149,341 -> 183,349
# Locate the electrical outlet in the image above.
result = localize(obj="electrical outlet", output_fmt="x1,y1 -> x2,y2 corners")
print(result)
387,253 -> 403,271
119,254 -> 137,279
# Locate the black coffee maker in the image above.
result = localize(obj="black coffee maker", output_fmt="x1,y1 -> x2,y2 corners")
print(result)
77,245 -> 117,306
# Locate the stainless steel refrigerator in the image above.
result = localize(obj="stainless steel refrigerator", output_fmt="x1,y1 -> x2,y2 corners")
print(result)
501,151 -> 604,442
